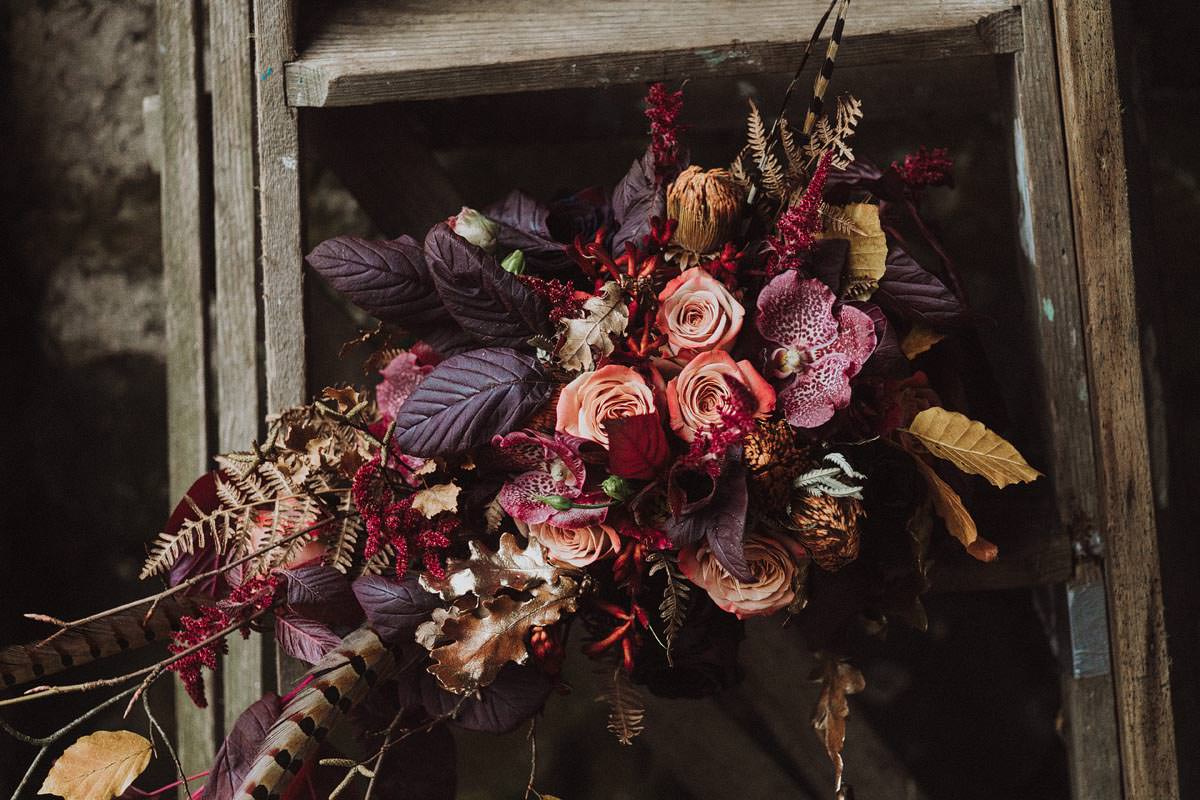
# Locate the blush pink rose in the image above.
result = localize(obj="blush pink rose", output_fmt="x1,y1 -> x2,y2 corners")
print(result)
665,350 -> 776,441
678,533 -> 809,619
656,267 -> 745,358
556,364 -> 656,448
526,521 -> 621,567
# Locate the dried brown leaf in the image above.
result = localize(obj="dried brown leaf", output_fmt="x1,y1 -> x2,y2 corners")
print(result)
428,578 -> 579,693
38,730 -> 152,800
900,324 -> 945,359
811,658 -> 865,792
555,281 -> 628,372
420,533 -> 563,602
411,482 -> 461,519
817,202 -> 887,299
904,407 -> 1042,488
910,456 -> 998,562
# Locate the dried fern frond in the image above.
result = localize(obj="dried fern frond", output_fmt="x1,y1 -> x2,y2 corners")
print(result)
596,666 -> 645,746
648,551 -> 690,666
746,100 -> 786,200
362,542 -> 396,576
804,95 -> 862,170
324,493 -> 363,574
779,117 -> 806,177
818,202 -> 869,235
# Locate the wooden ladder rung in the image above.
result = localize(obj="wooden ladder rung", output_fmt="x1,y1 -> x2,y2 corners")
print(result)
286,0 -> 1022,107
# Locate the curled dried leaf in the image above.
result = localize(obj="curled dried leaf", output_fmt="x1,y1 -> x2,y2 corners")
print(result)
411,482 -> 461,519
812,658 -> 865,792
910,455 -> 998,562
817,202 -> 887,300
38,730 -> 152,800
555,282 -> 629,372
420,533 -> 563,602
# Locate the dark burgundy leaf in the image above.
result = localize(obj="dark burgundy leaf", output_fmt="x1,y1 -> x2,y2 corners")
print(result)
809,238 -> 850,294
611,146 -> 665,253
853,302 -> 908,379
424,223 -> 552,347
633,591 -> 744,699
206,692 -> 284,800
700,461 -> 752,582
274,613 -> 341,664
547,185 -> 612,243
411,663 -> 554,734
485,190 -> 573,274
352,574 -> 442,645
306,235 -> 448,327
873,245 -> 965,330
280,563 -> 362,628
419,321 -> 476,358
486,189 -> 552,237
665,459 -> 752,582
393,348 -> 552,456
606,413 -> 670,480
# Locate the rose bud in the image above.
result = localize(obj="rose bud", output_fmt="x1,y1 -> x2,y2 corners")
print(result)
449,206 -> 499,252
667,166 -> 747,254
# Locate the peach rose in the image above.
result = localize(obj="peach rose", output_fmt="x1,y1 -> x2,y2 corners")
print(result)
678,533 -> 809,619
526,521 -> 621,567
656,267 -> 745,358
556,364 -> 656,447
666,351 -> 775,441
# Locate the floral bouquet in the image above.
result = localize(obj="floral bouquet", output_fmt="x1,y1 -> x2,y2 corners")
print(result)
2,9 -> 1040,800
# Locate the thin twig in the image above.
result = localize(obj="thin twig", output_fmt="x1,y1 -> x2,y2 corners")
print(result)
143,691 -> 192,798
24,512 -> 341,651
2,686 -> 138,800
524,718 -> 538,800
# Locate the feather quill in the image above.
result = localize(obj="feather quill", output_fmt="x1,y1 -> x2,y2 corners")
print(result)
236,625 -> 395,800
0,594 -> 209,690
801,0 -> 851,138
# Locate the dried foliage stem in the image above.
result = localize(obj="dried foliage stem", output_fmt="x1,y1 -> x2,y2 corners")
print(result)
0,685 -> 138,800
141,691 -> 191,798
26,512 -> 343,650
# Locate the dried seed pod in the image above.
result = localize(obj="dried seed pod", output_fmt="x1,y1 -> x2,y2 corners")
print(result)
667,166 -> 747,254
788,493 -> 865,571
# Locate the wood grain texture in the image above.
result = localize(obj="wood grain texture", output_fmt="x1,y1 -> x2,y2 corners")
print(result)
1004,4 -> 1123,794
211,0 -> 271,735
253,0 -> 310,693
157,0 -> 216,775
285,0 -> 1021,106
1053,2 -> 1180,797
255,0 -> 306,414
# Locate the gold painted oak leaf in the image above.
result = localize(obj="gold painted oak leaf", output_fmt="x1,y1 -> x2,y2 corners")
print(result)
903,406 -> 1042,488
411,482 -> 461,519
420,533 -> 563,602
811,658 -> 866,792
556,281 -> 629,372
38,730 -> 152,800
817,202 -> 887,300
911,455 -> 998,562
428,577 -> 579,693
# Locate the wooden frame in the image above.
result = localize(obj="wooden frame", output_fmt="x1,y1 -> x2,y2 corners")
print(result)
155,0 -> 1178,796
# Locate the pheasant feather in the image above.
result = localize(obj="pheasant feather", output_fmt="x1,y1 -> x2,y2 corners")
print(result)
801,0 -> 851,138
0,594 -> 208,690
236,625 -> 395,800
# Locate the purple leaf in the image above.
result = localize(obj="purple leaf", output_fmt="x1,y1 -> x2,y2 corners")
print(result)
352,574 -> 442,645
612,147 -> 665,253
393,348 -> 552,456
280,563 -> 361,628
606,413 -> 670,480
305,235 -> 449,326
666,460 -> 752,581
808,238 -> 850,294
486,189 -> 552,237
873,245 -> 965,330
205,693 -> 283,800
403,664 -> 554,735
854,302 -> 908,379
424,223 -> 552,347
274,613 -> 341,664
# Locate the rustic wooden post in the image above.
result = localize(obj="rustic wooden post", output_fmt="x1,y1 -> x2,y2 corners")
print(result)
157,0 -> 216,777
1053,2 -> 1180,797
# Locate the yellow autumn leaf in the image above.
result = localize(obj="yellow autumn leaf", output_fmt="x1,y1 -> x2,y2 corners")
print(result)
900,324 -> 944,359
38,730 -> 152,800
818,202 -> 887,299
911,456 -> 998,562
903,407 -> 1042,488
411,482 -> 461,519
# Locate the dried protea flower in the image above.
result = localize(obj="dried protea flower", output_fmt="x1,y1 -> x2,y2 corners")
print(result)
788,493 -> 865,571
744,418 -> 813,508
667,166 -> 746,254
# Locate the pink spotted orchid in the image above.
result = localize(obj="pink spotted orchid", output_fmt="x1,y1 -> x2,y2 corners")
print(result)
494,429 -> 610,528
755,271 -> 877,428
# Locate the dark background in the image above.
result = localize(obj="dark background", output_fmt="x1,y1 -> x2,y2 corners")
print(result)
0,1 -> 1196,798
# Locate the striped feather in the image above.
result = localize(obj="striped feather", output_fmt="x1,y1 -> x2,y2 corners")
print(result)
0,594 -> 209,690
801,0 -> 851,137
238,625 -> 395,800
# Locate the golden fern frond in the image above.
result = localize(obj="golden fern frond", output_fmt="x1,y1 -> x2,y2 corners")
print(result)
819,202 -> 869,235
324,494 -> 362,574
140,523 -> 214,580
805,95 -> 862,170
648,552 -> 690,666
747,100 -> 786,200
596,666 -> 645,746
779,117 -> 806,176
362,542 -> 396,576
